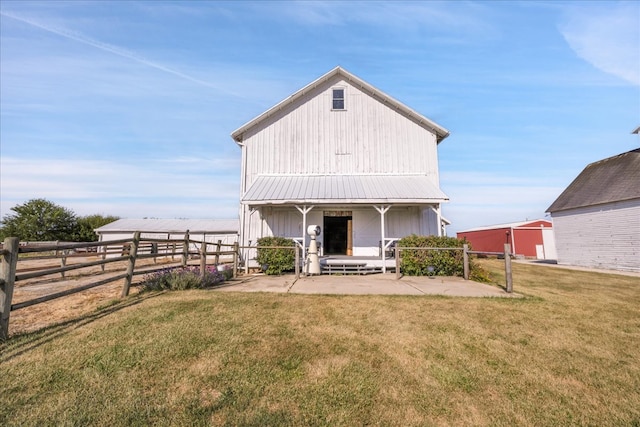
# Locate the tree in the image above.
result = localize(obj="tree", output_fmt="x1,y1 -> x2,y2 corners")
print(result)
73,214 -> 119,242
0,199 -> 78,241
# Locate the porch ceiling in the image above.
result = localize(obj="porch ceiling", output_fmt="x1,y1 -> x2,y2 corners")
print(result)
241,174 -> 449,205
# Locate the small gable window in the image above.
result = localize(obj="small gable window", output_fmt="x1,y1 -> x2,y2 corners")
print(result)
332,88 -> 345,110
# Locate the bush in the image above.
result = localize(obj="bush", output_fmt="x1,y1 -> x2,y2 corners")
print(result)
255,236 -> 296,275
141,266 -> 225,291
397,235 -> 490,282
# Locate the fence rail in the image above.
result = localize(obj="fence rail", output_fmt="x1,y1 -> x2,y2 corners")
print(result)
0,234 -> 241,340
0,236 -> 514,340
394,243 -> 513,293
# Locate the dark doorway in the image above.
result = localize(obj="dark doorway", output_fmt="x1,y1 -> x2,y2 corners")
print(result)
323,215 -> 352,255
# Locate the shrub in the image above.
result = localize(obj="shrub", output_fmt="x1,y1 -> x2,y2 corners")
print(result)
397,235 -> 490,282
255,236 -> 296,275
141,266 -> 225,291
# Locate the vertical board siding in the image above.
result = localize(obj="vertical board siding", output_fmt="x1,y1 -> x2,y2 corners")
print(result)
511,229 -> 544,257
243,206 -> 433,258
353,209 -> 381,256
243,76 -> 439,190
457,228 -> 512,253
552,199 -> 640,272
238,74 -> 447,252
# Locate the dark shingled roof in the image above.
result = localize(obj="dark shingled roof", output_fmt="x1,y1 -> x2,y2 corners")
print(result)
547,148 -> 640,213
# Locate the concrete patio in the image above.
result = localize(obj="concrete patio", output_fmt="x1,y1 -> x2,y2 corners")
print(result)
213,273 -> 519,298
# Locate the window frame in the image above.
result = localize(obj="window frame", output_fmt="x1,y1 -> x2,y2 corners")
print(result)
331,87 -> 346,111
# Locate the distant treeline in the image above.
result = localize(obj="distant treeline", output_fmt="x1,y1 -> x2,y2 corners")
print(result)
0,198 -> 118,242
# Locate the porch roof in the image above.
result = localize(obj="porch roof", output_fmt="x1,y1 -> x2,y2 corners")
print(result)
241,174 -> 449,205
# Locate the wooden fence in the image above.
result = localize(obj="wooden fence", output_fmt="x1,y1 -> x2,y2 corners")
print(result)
394,243 -> 513,292
0,232 -> 240,340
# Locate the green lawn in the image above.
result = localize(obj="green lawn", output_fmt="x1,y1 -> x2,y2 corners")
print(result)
1,260 -> 639,426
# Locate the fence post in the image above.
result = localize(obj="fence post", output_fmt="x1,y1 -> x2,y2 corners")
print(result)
504,243 -> 513,293
182,230 -> 190,267
245,241 -> 250,275
295,246 -> 300,279
101,243 -> 106,272
395,247 -> 401,280
200,242 -> 207,278
60,250 -> 67,278
214,240 -> 221,265
1,237 -> 19,340
463,244 -> 470,280
121,232 -> 140,297
233,242 -> 239,278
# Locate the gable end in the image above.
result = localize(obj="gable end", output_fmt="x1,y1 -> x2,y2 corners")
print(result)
231,66 -> 449,144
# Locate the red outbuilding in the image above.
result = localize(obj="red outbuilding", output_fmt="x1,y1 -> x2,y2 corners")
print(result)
457,220 -> 556,259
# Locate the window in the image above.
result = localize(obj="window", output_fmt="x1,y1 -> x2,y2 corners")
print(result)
332,88 -> 345,110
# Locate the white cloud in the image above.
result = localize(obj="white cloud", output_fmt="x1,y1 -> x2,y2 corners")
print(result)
0,9 -> 293,106
559,2 -> 640,86
0,157 -> 239,219
262,1 -> 496,39
0,10 -> 244,95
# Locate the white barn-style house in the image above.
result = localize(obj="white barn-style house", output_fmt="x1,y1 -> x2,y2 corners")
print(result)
546,148 -> 640,272
232,67 -> 450,270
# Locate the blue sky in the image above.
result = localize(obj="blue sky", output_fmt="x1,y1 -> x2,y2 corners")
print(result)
1,1 -> 638,235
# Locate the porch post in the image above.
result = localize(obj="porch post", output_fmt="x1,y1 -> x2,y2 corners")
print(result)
295,205 -> 314,266
429,205 -> 443,237
246,207 -> 259,274
374,205 -> 391,273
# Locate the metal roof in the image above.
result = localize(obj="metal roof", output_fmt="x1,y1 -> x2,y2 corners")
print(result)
547,148 -> 640,213
95,218 -> 239,234
458,220 -> 551,233
231,66 -> 450,144
241,174 -> 449,205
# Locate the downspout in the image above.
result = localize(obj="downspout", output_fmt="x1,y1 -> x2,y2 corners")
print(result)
238,139 -> 248,258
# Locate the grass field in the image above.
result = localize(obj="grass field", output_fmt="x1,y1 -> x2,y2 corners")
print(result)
1,260 -> 639,426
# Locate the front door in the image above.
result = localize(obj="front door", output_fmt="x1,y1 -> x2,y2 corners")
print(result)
323,212 -> 353,255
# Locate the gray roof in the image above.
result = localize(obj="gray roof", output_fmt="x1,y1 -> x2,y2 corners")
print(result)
547,148 -> 640,213
241,174 -> 449,205
95,218 -> 239,234
231,66 -> 450,144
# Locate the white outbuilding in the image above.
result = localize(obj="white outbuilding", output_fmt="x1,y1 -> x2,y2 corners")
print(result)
231,66 -> 451,270
95,218 -> 239,248
546,148 -> 640,272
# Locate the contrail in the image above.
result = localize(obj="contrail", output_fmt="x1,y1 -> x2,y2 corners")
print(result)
1,10 -> 245,96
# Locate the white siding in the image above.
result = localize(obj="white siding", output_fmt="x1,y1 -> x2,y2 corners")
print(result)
420,207 -> 439,236
236,71 -> 448,261
241,76 -> 440,192
542,228 -> 557,260
551,198 -> 640,272
241,205 -> 434,259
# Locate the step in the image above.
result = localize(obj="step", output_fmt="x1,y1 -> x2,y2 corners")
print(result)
322,263 -> 382,275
